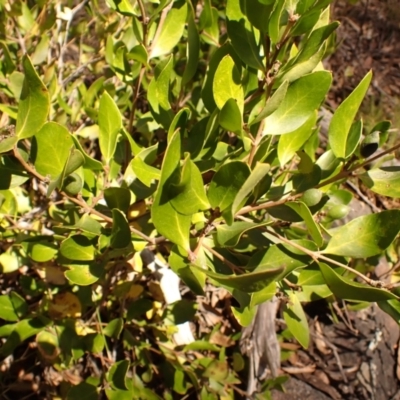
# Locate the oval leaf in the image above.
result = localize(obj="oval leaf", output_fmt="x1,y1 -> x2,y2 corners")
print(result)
322,210 -> 400,258
16,55 -> 50,139
328,71 -> 372,159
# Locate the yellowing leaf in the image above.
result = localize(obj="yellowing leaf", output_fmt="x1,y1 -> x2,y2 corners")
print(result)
48,292 -> 82,319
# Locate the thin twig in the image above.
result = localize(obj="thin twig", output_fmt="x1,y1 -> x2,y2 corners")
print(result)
202,243 -> 243,273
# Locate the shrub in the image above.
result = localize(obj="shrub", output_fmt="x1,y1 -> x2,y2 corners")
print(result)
0,0 -> 399,398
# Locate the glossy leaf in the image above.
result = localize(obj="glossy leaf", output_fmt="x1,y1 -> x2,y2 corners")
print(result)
170,154 -> 210,215
33,122 -> 74,179
213,55 -> 244,112
286,201 -> 323,247
98,91 -> 122,164
345,119 -> 362,158
283,291 -> 309,349
247,241 -> 312,278
150,1 -> 188,59
192,264 -> 284,293
60,235 -> 95,261
130,156 -> 161,187
278,112 -> 317,166
328,71 -> 372,159
323,210 -> 400,258
65,263 -> 103,286
249,80 -> 289,126
263,71 -> 331,135
360,167 -> 400,198
151,129 -> 191,252
214,221 -> 270,247
319,262 -> 398,301
16,55 -> 49,139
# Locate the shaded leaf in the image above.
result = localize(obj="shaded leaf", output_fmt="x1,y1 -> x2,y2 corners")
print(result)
192,264 -> 284,293
151,128 -> 191,252
319,262 -> 398,301
111,209 -> 131,249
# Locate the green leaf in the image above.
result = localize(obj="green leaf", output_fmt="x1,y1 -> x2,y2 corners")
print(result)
182,11 -> 200,85
107,360 -> 130,390
67,382 -> 98,400
104,318 -> 124,339
16,55 -> 49,139
278,112 -> 317,166
60,235 -> 95,261
214,221 -> 270,247
192,264 -> 284,293
378,300 -> 400,324
213,55 -> 244,112
244,0 -> 274,32
219,98 -> 242,134
111,209 -> 131,249
226,0 -> 264,70
201,43 -> 232,112
22,237 -> 58,262
98,91 -> 122,164
208,161 -> 250,212
0,154 -> 29,190
247,241 -> 312,278
33,122 -> 74,179
283,291 -> 309,349
328,71 -> 372,159
231,162 -> 270,215
345,119 -> 362,158
0,292 -> 28,322
170,154 -> 210,215
249,80 -> 289,126
269,0 -> 286,44
130,156 -> 161,187
150,1 -> 188,59
0,136 -> 18,154
286,201 -> 323,247
65,263 -> 103,286
73,215 -> 103,236
360,167 -> 400,198
0,317 -> 51,357
151,129 -> 191,252
263,71 -> 331,135
104,187 -> 131,215
319,262 -> 398,301
169,244 -> 205,295
322,210 -> 400,258
71,135 -> 103,171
